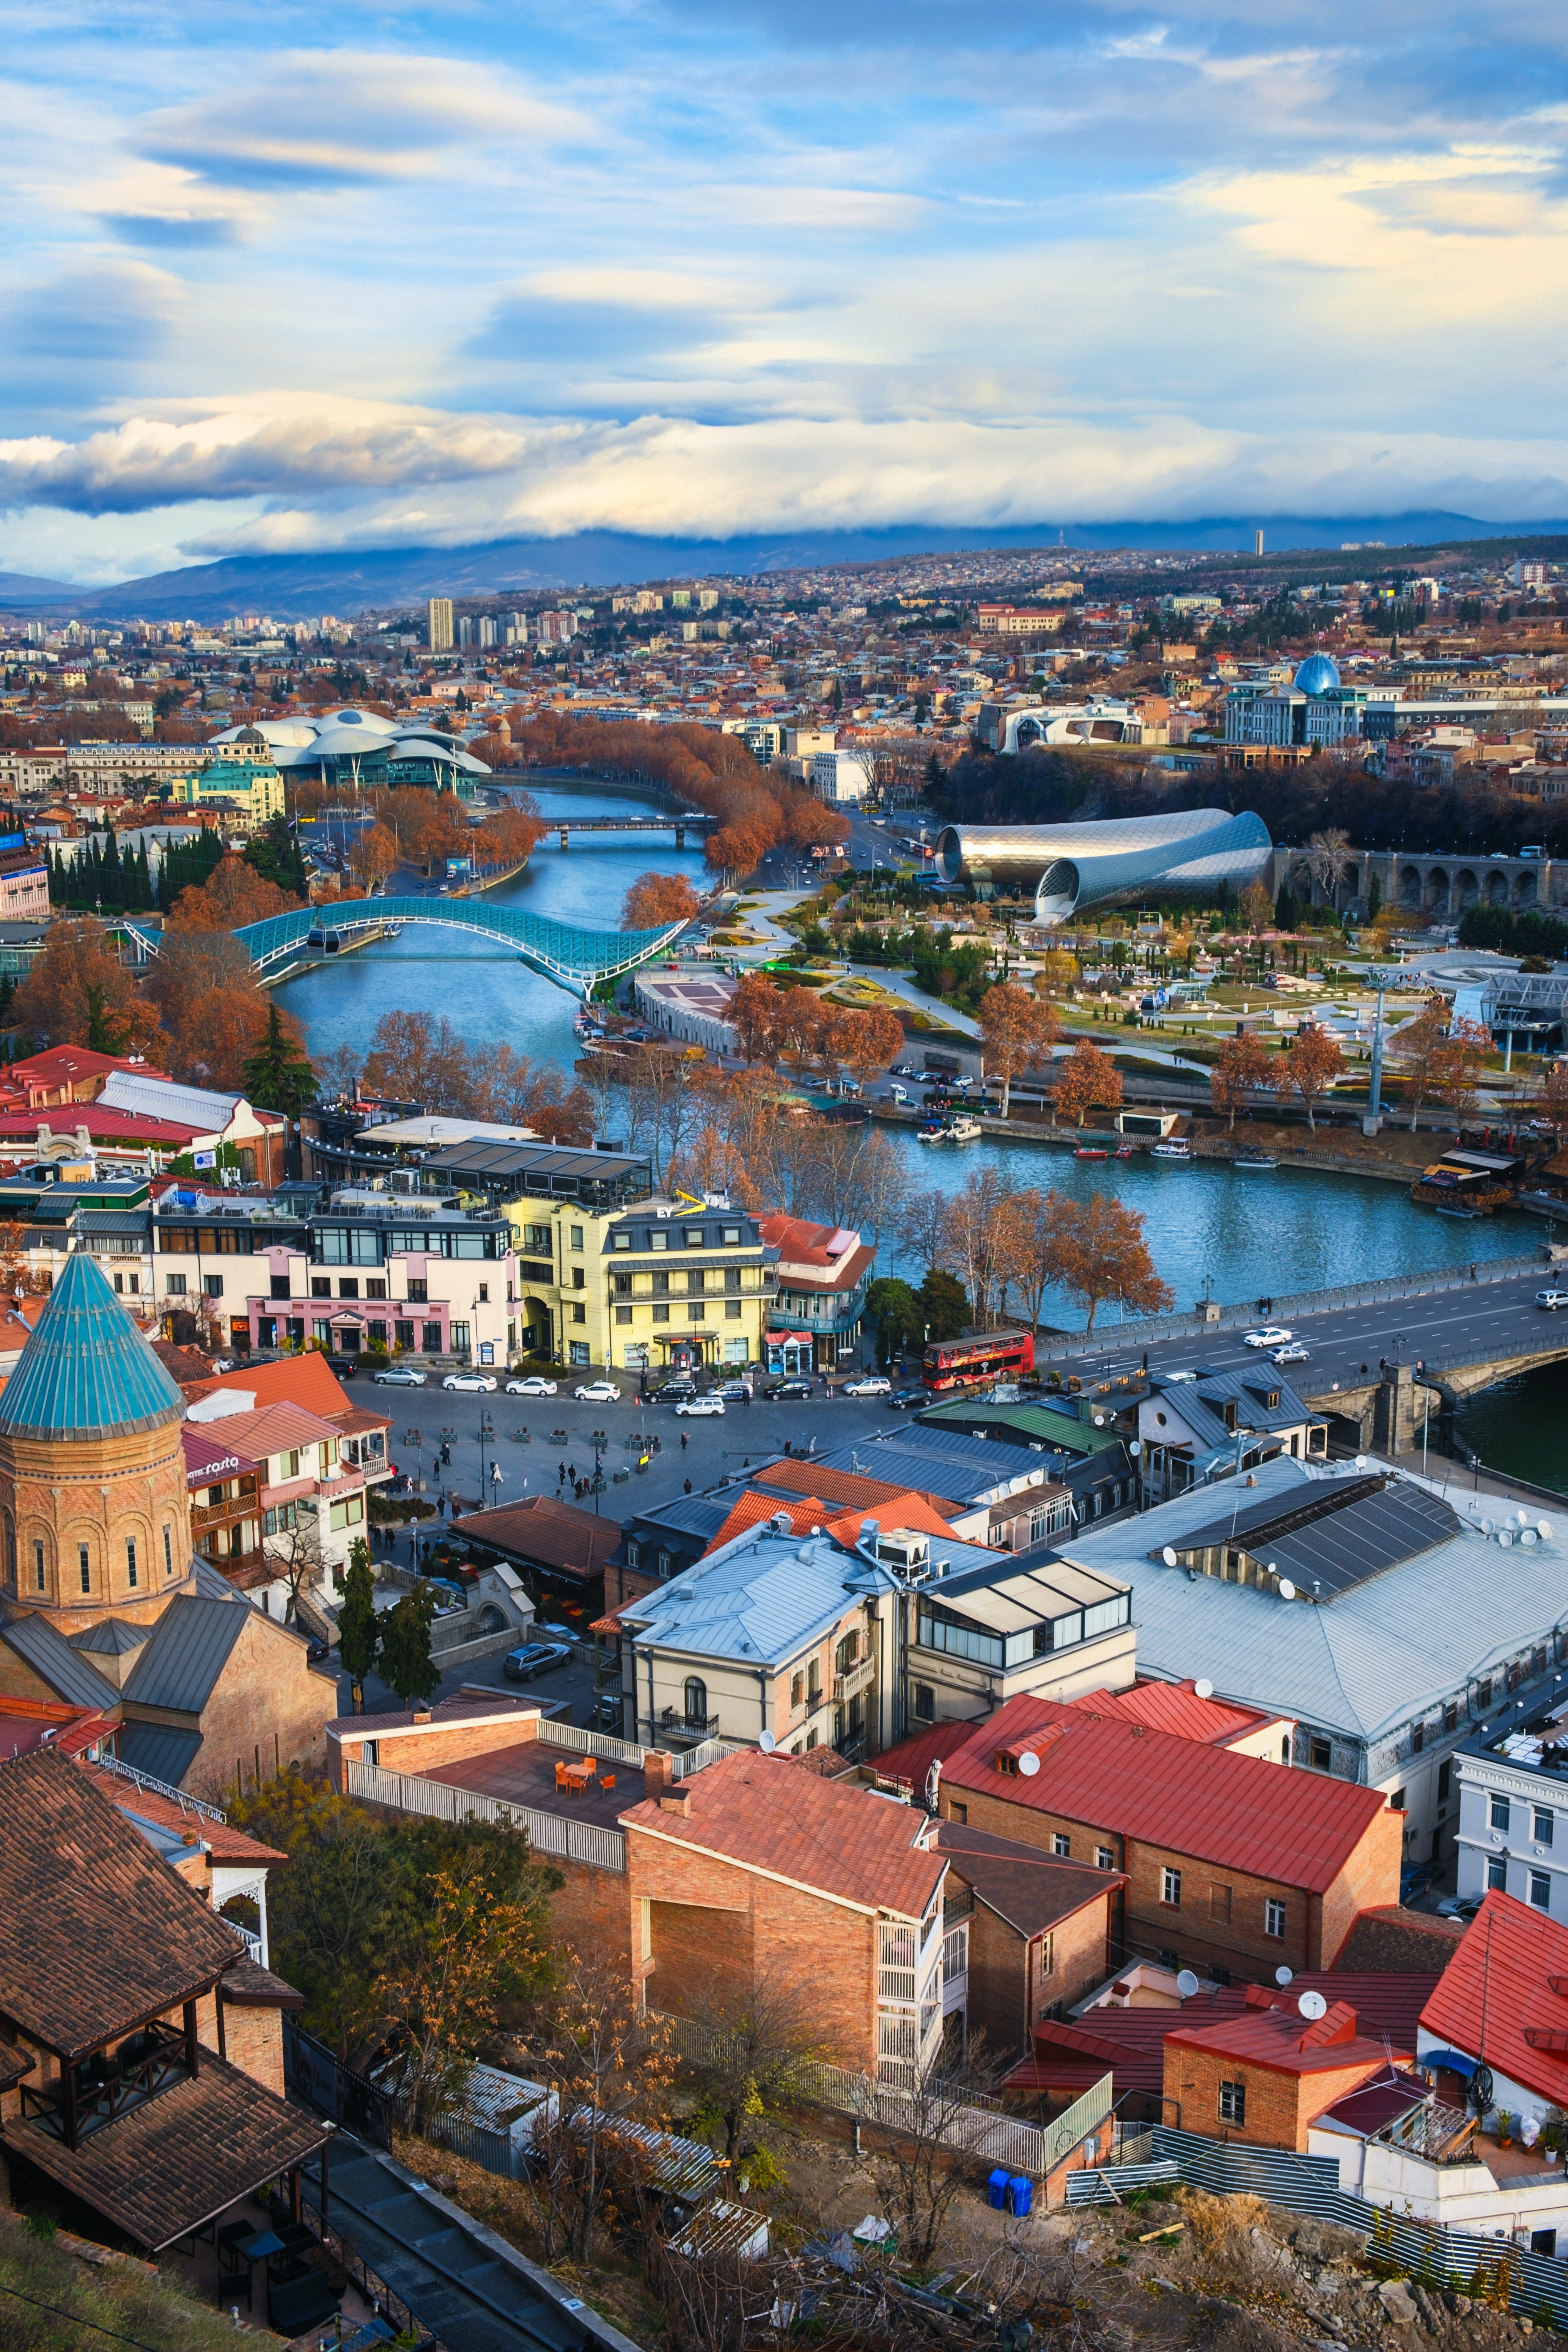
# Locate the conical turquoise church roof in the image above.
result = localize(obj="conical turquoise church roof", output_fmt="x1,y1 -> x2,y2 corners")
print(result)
0,1253 -> 185,1443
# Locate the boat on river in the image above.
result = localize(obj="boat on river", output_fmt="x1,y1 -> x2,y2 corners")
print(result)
1152,1140 -> 1194,1161
919,1115 -> 983,1144
1074,1146 -> 1108,1160
1233,1152 -> 1278,1170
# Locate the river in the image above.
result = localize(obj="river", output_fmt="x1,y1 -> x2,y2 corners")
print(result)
275,774 -> 1561,1457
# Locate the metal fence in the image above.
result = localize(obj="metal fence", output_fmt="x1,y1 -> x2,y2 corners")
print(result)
652,2010 -> 1106,2178
670,1737 -> 742,1781
1066,2158 -> 1180,2206
539,1718 -> 650,1770
1150,2126 -> 1568,2328
346,1757 -> 626,1871
283,2019 -> 392,2151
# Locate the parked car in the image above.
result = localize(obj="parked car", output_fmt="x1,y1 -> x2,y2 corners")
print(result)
1435,1893 -> 1484,1922
1242,1325 -> 1293,1349
373,1365 -> 428,1386
324,1354 -> 360,1379
590,1690 -> 624,1733
501,1641 -> 572,1682
444,1371 -> 498,1393
574,1380 -> 622,1403
533,1621 -> 578,1645
841,1374 -> 892,1397
1271,1342 -> 1312,1365
1536,1289 -> 1568,1311
505,1374 -> 558,1396
764,1378 -> 815,1401
676,1396 -> 725,1416
889,1387 -> 927,1410
715,1379 -> 753,1400
651,1379 -> 696,1402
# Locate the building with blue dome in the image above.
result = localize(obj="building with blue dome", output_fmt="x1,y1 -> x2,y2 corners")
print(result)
1224,654 -> 1368,752
1293,653 -> 1342,695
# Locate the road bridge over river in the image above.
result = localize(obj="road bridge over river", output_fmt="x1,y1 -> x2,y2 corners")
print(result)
1035,1248 -> 1568,1455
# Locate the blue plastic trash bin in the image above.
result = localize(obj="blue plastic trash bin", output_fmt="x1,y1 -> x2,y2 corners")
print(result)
987,2166 -> 1011,2209
1006,2174 -> 1033,2217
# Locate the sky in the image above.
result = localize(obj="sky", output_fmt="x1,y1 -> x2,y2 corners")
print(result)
3,0 -> 1568,581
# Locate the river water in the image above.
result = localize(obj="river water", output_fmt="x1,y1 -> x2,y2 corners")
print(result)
276,774 -> 1563,1468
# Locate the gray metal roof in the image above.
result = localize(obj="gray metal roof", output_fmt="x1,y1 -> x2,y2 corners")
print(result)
1151,1367 -> 1317,1449
1054,1457 -> 1568,1748
69,1617 -> 152,1657
812,1435 -> 1043,1508
0,1613 -> 120,1711
115,1722 -> 203,1786
121,1594 -> 251,1714
1175,1474 -> 1461,1599
628,1493 -> 734,1542
623,1527 -> 916,1669
75,1211 -> 151,1239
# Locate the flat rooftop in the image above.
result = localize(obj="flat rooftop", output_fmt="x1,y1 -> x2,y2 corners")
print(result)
420,1736 -> 632,1833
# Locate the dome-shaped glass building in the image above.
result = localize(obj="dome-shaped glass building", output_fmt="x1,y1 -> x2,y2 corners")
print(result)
1293,653 -> 1342,695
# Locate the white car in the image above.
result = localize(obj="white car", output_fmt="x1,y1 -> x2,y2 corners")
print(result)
373,1366 -> 428,1386
841,1375 -> 892,1396
675,1395 -> 725,1416
1242,1326 -> 1293,1350
574,1380 -> 622,1403
443,1371 -> 498,1393
1271,1342 -> 1312,1365
506,1375 -> 558,1396
1536,1289 -> 1568,1311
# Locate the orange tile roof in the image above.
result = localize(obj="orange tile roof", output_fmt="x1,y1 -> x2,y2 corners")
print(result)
619,1749 -> 945,1922
77,1761 -> 289,1865
1075,1679 -> 1278,1748
877,1693 -> 1391,1896
187,1354 -> 388,1432
1166,1995 -> 1407,2077
756,1458 -> 964,1519
1419,1890 -> 1568,2108
703,1486 -> 969,1557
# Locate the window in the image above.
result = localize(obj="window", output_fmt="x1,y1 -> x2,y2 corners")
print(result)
1309,1735 -> 1332,1770
395,1320 -> 415,1350
653,1304 -> 669,1323
1157,1948 -> 1179,1971
451,1321 -> 470,1353
203,1273 -> 223,1299
1209,1884 -> 1231,1925
1096,1846 -> 1115,1871
407,1280 -> 428,1304
1444,1700 -> 1459,1733
1161,1868 -> 1181,1908
1530,1870 -> 1552,1911
263,1503 -> 298,1536
79,1544 -> 91,1594
685,1227 -> 704,1247
337,1278 -> 359,1299
1412,1722 -> 1425,1753
808,1658 -> 821,1703
525,1223 -> 552,1255
367,1279 -> 387,1300
125,1538 -> 137,1589
722,1226 -> 741,1244
836,1630 -> 859,1672
725,1300 -> 742,1319
614,1273 -> 633,1296
422,1322 -> 442,1352
165,1273 -> 187,1296
686,1269 -> 705,1294
1052,1833 -> 1071,1858
163,1525 -> 172,1575
1391,1787 -> 1406,1814
1036,1934 -> 1054,1980
311,1278 -> 331,1299
33,1540 -> 44,1592
1491,1794 -> 1511,1833
914,1683 -> 935,1722
1265,1898 -> 1286,1938
949,1801 -> 967,1825
1438,1759 -> 1452,1804
1218,2080 -> 1246,2124
571,1267 -> 586,1290
683,1676 -> 709,1725
1476,1676 -> 1493,1709
650,1229 -> 668,1251
569,1341 -> 590,1366
1532,2230 -> 1559,2259
688,1305 -> 706,1321
615,1306 -> 633,1325
329,1495 -> 365,1532
1281,1737 -> 1291,1764
1487,1855 -> 1507,1890
612,1231 -> 631,1251
791,1671 -> 805,1710
570,1225 -> 583,1251
724,1266 -> 741,1292
571,1303 -> 586,1324
270,1273 -> 291,1299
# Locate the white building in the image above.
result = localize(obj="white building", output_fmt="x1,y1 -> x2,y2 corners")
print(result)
810,751 -> 871,803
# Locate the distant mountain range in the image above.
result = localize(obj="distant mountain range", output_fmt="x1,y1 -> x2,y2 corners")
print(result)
3,513 -> 1564,621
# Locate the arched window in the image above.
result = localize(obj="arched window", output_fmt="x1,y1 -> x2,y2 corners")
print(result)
33,1539 -> 45,1593
163,1525 -> 173,1575
683,1676 -> 708,1726
79,1543 -> 91,1595
126,1537 -> 138,1589
2,1516 -> 13,1591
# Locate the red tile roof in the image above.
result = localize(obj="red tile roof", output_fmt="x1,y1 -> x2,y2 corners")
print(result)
618,1749 -> 945,1922
453,1495 -> 620,1579
1419,1890 -> 1568,2107
1075,1679 -> 1280,1748
77,1761 -> 288,1864
876,1692 -> 1391,1894
756,1213 -> 862,1269
756,1458 -> 965,1519
1166,1994 -> 1406,2077
704,1486 -> 969,1557
187,1355 -> 357,1422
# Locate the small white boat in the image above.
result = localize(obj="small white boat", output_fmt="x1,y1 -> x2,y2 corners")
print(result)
1151,1140 -> 1194,1160
945,1115 -> 983,1143
1233,1152 -> 1277,1170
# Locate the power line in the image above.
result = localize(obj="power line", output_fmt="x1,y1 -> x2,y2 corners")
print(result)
0,2278 -> 195,2351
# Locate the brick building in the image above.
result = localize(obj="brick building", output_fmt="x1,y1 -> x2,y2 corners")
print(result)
1163,1990 -> 1410,2150
877,1690 -> 1401,1984
927,1819 -> 1122,2057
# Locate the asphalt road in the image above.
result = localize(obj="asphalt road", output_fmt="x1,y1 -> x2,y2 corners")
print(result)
1036,1259 -> 1568,1402
341,1377 -> 901,1720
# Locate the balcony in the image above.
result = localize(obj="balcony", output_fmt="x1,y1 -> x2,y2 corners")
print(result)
834,1657 -> 875,1706
659,1706 -> 720,1743
190,1495 -> 259,1536
19,2022 -> 191,2146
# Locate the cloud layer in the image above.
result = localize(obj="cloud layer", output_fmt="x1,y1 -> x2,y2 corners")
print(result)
1,0 -> 1566,575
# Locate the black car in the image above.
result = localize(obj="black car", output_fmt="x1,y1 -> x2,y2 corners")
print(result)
764,1378 -> 815,1401
323,1354 -> 360,1379
651,1380 -> 697,1403
502,1640 -> 572,1682
889,1387 -> 928,1410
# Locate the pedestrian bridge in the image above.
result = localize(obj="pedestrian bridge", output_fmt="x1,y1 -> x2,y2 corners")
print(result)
123,898 -> 691,998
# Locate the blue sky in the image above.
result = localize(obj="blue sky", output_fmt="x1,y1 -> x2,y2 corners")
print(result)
3,0 -> 1568,579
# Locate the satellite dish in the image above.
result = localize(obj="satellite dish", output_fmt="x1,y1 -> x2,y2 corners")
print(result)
1195,1678 -> 1214,1700
1522,1529 -> 1539,1547
1482,1518 -> 1495,1536
1500,1530 -> 1514,1547
1176,1970 -> 1200,1998
1162,1546 -> 1178,1567
1278,1579 -> 1297,1601
1298,1990 -> 1329,2022
1129,1439 -> 1142,1456
1275,1966 -> 1294,1987
1354,1455 -> 1368,1471
1017,1749 -> 1041,1778
1541,1520 -> 1554,1541
1093,1414 -> 1105,1427
758,1730 -> 777,1754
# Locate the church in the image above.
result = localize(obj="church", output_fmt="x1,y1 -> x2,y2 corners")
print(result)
0,1253 -> 337,1799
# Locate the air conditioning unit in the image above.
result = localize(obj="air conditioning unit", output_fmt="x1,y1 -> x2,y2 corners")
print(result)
877,1529 -> 930,1574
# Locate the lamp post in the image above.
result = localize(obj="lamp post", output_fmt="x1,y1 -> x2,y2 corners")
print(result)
1365,964 -> 1403,1127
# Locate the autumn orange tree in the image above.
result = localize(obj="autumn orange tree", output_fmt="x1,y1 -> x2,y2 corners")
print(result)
347,822 -> 399,890
526,1951 -> 677,2264
1051,1036 -> 1124,1128
621,871 -> 703,931
1043,1190 -> 1174,1334
1535,1058 -> 1568,1144
1430,1014 -> 1494,1124
11,918 -> 167,1059
728,972 -> 789,1063
1392,997 -> 1451,1130
1282,1023 -> 1347,1130
823,1004 -> 904,1083
1209,1031 -> 1273,1130
978,981 -> 1060,1116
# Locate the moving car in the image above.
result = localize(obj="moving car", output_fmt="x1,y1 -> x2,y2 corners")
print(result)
889,1387 -> 927,1410
676,1396 -> 725,1416
1242,1326 -> 1293,1350
505,1375 -> 558,1396
841,1374 -> 892,1396
1537,1289 -> 1568,1311
574,1380 -> 622,1403
764,1378 -> 815,1401
651,1379 -> 696,1402
1271,1342 -> 1312,1365
373,1366 -> 428,1386
501,1641 -> 572,1682
323,1354 -> 360,1379
444,1371 -> 498,1393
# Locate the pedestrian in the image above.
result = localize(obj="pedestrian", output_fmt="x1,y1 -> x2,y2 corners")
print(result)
558,1459 -> 566,1483
681,1432 -> 688,1451
1360,1363 -> 1368,1376
490,1462 -> 503,1489
569,1462 -> 577,1484
684,1478 -> 692,1495
440,1441 -> 450,1467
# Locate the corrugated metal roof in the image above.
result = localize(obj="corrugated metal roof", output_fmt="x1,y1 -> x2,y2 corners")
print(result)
1175,1474 -> 1459,1598
1052,1456 -> 1568,1747
99,1070 -> 242,1129
916,1399 -> 1126,1458
812,1439 -> 1025,1507
122,1594 -> 252,1714
0,1253 -> 183,1441
0,1612 -> 120,1711
1419,1890 -> 1568,2108
624,1526 -> 903,1665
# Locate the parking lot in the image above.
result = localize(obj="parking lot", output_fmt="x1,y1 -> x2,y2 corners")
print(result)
342,1376 -> 903,1721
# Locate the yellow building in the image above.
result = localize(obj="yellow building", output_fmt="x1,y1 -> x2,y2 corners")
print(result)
509,1193 -> 777,1376
166,759 -> 287,825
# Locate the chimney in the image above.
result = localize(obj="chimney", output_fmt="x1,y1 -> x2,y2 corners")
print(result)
643,1750 -> 676,1802
412,1703 -> 432,1724
659,1789 -> 692,1816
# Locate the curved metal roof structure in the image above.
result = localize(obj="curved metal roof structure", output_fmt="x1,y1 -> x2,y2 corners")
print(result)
124,897 -> 692,1000
0,1253 -> 184,1443
935,809 -> 1272,926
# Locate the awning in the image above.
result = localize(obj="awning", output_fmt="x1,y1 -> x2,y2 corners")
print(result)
181,1426 -> 258,1488
767,1329 -> 813,1347
1420,2047 -> 1477,2079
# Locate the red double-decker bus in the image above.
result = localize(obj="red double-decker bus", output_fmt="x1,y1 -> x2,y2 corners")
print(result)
921,1328 -> 1036,1393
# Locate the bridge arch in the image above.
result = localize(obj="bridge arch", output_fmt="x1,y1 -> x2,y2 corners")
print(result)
1398,863 -> 1424,908
125,896 -> 692,1000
